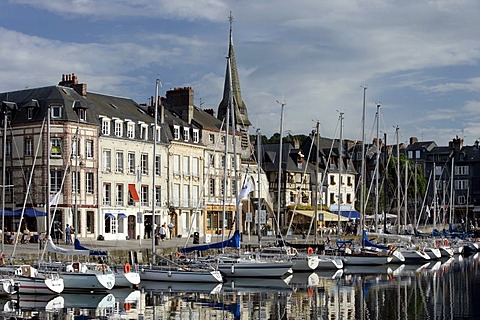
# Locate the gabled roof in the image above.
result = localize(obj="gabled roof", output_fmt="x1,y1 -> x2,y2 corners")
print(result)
406,141 -> 437,151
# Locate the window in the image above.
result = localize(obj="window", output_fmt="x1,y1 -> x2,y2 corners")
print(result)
25,138 -> 33,157
183,127 -> 190,141
51,138 -> 62,157
27,108 -> 34,120
231,178 -> 236,196
408,151 -> 413,159
72,171 -> 80,193
209,154 -> 215,166
141,154 -> 148,175
140,124 -> 148,140
455,166 -> 469,175
221,136 -> 225,145
192,185 -> 199,207
116,184 -> 124,206
173,184 -> 180,207
114,120 -> 123,137
193,129 -> 199,143
141,185 -> 148,206
155,127 -> 161,142
454,179 -> 468,190
103,149 -> 111,172
50,169 -> 63,192
346,193 -> 352,204
155,186 -> 161,206
103,183 -> 111,206
128,153 -> 135,174
127,122 -> 135,139
329,193 -> 335,203
458,195 -> 466,204
347,176 -> 352,186
101,118 -> 111,135
116,151 -> 124,173
209,134 -> 215,144
173,154 -> 180,175
415,150 -> 420,159
329,175 -> 335,185
86,140 -> 94,158
86,172 -> 94,194
76,108 -> 87,121
51,105 -> 62,118
192,157 -> 199,178
183,156 -> 190,175
155,155 -> 161,176
173,125 -> 180,140
183,185 -> 190,207
71,138 -> 79,157
86,211 -> 94,233
209,178 -> 215,196
221,155 -> 226,168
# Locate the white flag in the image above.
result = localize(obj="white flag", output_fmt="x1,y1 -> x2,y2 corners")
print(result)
50,191 -> 61,206
425,205 -> 431,217
238,179 -> 254,201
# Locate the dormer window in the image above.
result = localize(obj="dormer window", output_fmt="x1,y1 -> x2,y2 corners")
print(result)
139,123 -> 148,140
173,125 -> 180,140
183,127 -> 190,141
51,105 -> 62,118
101,118 -> 111,136
127,122 -> 135,139
193,129 -> 199,143
114,120 -> 123,137
77,108 -> 87,121
155,127 -> 161,142
27,108 -> 34,120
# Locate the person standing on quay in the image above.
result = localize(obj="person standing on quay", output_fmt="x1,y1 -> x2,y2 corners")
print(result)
65,224 -> 72,245
159,223 -> 167,241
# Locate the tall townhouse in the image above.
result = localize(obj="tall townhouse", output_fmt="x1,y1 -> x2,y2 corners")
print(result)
160,88 -> 206,239
88,97 -> 170,241
0,75 -> 98,238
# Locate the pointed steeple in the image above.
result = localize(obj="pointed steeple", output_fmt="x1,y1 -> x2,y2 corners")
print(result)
217,12 -> 251,129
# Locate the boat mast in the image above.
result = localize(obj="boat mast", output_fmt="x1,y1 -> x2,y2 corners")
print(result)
314,121 -> 320,243
449,156 -> 454,227
276,99 -> 286,235
151,78 -> 160,264
360,87 -> 367,235
404,159 -> 408,227
396,126 -> 400,234
74,126 -> 79,241
256,129 -> 262,245
337,112 -> 344,236
375,104 -> 380,232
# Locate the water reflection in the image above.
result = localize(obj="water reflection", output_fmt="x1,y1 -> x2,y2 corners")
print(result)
0,253 -> 478,319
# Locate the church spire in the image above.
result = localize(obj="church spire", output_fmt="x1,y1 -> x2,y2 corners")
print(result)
217,12 -> 251,129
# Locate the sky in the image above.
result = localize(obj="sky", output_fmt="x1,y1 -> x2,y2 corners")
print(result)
1,0 -> 480,147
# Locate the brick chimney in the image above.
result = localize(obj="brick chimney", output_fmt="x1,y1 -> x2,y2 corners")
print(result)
204,108 -> 215,117
448,136 -> 463,151
166,87 -> 194,124
58,73 -> 87,96
410,136 -> 418,145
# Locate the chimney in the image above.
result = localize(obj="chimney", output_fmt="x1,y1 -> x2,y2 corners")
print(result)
448,135 -> 463,151
58,73 -> 87,96
409,136 -> 418,145
204,108 -> 215,117
166,87 -> 195,124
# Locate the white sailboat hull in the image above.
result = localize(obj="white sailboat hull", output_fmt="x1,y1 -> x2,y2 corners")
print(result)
114,270 -> 141,288
16,275 -> 64,295
140,266 -> 223,283
61,272 -> 115,292
218,261 -> 294,278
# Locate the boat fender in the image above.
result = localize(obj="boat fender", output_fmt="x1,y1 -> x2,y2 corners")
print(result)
124,303 -> 131,311
443,239 -> 449,246
435,240 -> 441,248
123,263 -> 131,273
231,265 -> 235,274
168,270 -> 172,277
307,247 -> 314,255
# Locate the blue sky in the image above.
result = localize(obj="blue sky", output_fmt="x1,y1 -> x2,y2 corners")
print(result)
1,0 -> 480,147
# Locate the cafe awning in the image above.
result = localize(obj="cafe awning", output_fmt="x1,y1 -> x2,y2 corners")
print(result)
295,210 -> 349,222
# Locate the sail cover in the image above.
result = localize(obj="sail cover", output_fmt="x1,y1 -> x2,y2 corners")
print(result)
179,230 -> 240,254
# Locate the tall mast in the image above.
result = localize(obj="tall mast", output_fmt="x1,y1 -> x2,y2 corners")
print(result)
404,160 -> 408,227
151,78 -> 160,264
449,156 -> 454,226
314,121 -> 320,243
74,126 -> 79,240
360,87 -> 367,234
337,112 -> 344,236
256,129 -> 262,245
396,126 -> 400,234
375,104 -> 380,231
276,99 -> 286,235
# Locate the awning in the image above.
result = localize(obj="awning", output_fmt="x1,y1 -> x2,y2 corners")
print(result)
14,208 -> 47,218
0,210 -> 18,217
105,213 -> 115,219
128,184 -> 139,202
295,210 -> 349,222
331,210 -> 361,220
118,213 -> 127,218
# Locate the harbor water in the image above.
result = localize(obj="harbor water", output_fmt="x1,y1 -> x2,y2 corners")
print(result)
1,253 -> 479,319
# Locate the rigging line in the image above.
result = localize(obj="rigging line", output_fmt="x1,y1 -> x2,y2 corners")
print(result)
11,119 -> 46,258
